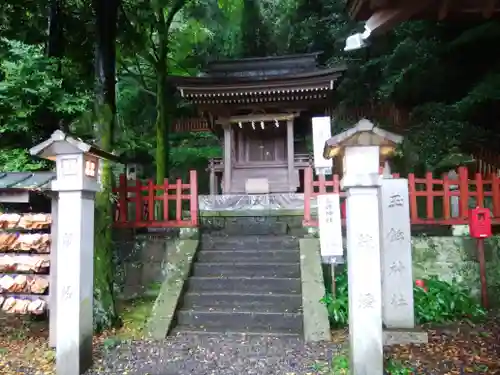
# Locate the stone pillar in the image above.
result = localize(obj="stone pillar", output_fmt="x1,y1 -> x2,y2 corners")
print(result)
223,124 -> 231,193
342,145 -> 383,375
287,119 -> 294,191
49,193 -> 58,348
379,178 -> 414,329
51,158 -> 100,375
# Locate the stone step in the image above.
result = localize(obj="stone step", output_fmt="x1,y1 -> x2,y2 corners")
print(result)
192,263 -> 301,278
181,292 -> 302,313
170,325 -> 302,338
196,250 -> 300,263
169,328 -> 302,341
201,235 -> 298,250
175,310 -> 303,333
186,277 -> 301,294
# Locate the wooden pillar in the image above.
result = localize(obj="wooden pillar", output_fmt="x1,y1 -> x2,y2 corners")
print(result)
287,119 -> 294,191
209,159 -> 216,195
223,123 -> 231,193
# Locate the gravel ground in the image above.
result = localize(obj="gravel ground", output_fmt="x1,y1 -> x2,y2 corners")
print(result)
86,333 -> 342,375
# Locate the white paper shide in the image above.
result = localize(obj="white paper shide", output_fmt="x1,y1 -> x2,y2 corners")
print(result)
318,193 -> 343,262
312,116 -> 332,175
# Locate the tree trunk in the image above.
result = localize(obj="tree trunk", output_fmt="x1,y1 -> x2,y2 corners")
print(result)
93,0 -> 120,331
45,0 -> 66,133
155,10 -> 170,187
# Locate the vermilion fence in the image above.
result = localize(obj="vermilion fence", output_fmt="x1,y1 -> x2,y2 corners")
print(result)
303,166 -> 500,227
113,170 -> 198,228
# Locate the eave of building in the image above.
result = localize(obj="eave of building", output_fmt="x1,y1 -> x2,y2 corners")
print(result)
169,67 -> 345,103
347,0 -> 500,22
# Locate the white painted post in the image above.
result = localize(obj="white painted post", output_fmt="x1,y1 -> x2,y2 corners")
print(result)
342,145 -> 384,375
379,178 -> 414,329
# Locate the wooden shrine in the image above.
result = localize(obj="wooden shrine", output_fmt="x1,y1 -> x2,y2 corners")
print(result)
170,53 -> 346,196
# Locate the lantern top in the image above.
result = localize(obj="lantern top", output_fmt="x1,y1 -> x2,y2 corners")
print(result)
29,130 -> 122,163
323,119 -> 403,159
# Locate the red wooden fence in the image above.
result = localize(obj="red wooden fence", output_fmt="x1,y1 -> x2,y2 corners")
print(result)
304,166 -> 500,227
113,170 -> 198,228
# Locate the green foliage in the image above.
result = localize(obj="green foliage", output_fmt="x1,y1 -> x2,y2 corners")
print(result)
414,277 -> 486,324
320,267 -> 348,328
321,267 -> 485,327
0,37 -> 90,171
327,353 -> 413,374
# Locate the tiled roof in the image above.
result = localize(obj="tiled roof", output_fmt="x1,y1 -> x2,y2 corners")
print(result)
0,172 -> 56,190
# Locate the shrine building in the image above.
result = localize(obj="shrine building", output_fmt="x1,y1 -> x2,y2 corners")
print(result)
170,53 -> 346,211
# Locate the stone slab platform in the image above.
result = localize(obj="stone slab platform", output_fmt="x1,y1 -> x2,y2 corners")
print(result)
199,193 -> 318,213
383,329 -> 429,346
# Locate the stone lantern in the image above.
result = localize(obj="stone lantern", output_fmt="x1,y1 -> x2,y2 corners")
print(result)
322,119 -> 403,375
30,130 -> 121,375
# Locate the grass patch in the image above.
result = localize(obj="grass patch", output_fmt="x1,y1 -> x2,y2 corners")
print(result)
115,296 -> 156,340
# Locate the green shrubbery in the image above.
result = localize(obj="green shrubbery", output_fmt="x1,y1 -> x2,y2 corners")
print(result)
321,266 -> 486,328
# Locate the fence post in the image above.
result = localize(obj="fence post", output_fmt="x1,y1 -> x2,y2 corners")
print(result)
408,173 -> 418,223
304,167 -> 313,225
163,178 -> 169,221
118,174 -> 127,223
147,179 -> 155,221
425,172 -> 434,219
134,179 -> 143,224
492,173 -> 500,217
458,166 -> 469,219
175,178 -> 182,223
442,173 -> 451,220
475,173 -> 484,208
190,170 -> 198,226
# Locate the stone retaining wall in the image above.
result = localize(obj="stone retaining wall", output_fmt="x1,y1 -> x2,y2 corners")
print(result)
113,229 -> 184,299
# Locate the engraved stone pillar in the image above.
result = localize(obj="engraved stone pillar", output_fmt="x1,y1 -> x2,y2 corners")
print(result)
342,146 -> 384,375
52,160 -> 98,375
379,178 -> 414,329
49,193 -> 58,348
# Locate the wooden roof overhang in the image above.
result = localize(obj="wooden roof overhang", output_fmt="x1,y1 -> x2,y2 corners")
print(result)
348,0 -> 500,24
169,67 -> 346,107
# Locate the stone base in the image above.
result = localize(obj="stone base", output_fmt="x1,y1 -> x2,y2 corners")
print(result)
199,193 -> 317,212
383,329 -> 428,346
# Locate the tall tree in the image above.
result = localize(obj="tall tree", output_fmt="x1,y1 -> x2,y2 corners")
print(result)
92,0 -> 120,329
239,0 -> 273,57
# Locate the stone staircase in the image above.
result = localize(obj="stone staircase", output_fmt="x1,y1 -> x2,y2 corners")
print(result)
171,234 -> 303,337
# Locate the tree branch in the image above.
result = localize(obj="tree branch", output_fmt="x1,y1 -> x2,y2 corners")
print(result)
149,24 -> 160,61
165,0 -> 189,31
119,61 -> 156,97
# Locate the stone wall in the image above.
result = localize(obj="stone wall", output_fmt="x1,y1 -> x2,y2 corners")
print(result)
200,213 -> 305,236
412,234 -> 500,305
113,229 -> 182,299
